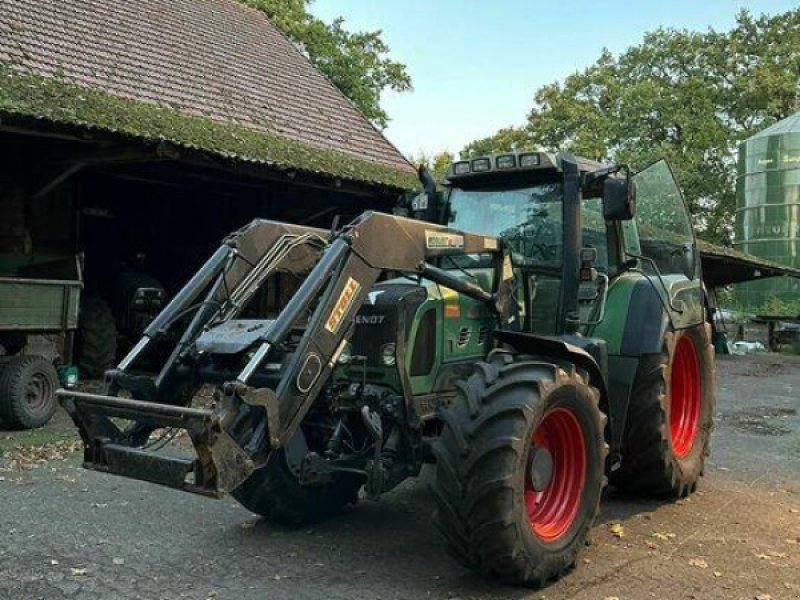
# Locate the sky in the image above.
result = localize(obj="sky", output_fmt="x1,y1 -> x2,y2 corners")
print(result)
310,0 -> 796,159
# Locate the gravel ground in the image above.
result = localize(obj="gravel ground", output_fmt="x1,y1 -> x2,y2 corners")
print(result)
0,353 -> 798,600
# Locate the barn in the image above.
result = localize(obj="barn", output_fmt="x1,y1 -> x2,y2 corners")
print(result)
0,0 -> 415,373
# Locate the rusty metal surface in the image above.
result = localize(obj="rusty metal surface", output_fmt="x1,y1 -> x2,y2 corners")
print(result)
57,388 -> 251,498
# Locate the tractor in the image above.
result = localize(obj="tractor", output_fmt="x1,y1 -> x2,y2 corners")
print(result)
58,151 -> 714,586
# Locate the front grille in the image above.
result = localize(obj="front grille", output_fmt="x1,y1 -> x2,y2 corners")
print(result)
456,326 -> 471,348
477,325 -> 488,346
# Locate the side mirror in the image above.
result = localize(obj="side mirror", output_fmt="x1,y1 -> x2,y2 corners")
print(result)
602,177 -> 636,221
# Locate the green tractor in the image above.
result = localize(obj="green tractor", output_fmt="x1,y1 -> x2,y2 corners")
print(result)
59,151 -> 714,586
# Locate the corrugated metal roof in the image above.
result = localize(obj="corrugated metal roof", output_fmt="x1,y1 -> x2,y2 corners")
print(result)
0,0 -> 415,186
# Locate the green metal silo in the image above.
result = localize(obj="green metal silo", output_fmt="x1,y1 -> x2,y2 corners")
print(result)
734,112 -> 800,313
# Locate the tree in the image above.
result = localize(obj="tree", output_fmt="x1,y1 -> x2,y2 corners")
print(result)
239,0 -> 411,128
462,9 -> 800,244
408,150 -> 454,181
461,126 -> 533,158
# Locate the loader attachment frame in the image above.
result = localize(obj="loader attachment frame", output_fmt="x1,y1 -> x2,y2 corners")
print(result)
59,211 -> 515,497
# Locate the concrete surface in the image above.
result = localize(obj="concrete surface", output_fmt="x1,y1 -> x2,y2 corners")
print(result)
0,353 -> 798,600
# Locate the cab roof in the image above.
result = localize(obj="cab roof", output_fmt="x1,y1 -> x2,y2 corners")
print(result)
443,151 -> 607,184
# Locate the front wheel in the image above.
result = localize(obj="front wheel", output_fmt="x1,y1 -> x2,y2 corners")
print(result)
432,355 -> 607,586
232,449 -> 362,525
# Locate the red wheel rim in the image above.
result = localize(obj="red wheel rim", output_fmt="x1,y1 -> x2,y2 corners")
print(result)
670,336 -> 701,458
525,408 -> 586,542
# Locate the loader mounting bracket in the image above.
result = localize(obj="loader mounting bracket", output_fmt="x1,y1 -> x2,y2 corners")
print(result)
58,389 -> 256,497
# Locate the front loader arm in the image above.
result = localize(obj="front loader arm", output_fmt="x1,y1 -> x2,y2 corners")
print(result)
58,211 -> 513,497
237,211 -> 514,451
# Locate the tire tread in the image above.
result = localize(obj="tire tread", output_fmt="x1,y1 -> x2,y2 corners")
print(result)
432,357 -> 606,586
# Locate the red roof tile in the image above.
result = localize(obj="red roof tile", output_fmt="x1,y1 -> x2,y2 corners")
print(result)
0,0 -> 413,177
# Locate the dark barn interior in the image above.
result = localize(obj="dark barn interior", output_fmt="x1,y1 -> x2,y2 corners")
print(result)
0,124 -> 400,300
0,0 -> 416,372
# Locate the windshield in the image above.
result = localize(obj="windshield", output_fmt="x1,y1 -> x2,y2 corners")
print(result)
447,183 -> 563,267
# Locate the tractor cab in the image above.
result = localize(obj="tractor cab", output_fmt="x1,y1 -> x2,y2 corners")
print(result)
414,151 -> 702,336
419,151 -> 633,338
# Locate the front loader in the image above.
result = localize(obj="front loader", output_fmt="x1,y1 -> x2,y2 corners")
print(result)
59,151 -> 715,586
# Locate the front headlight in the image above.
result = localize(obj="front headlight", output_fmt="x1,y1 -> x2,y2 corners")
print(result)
519,152 -> 541,167
453,161 -> 471,175
471,158 -> 491,172
381,343 -> 397,366
496,154 -> 516,169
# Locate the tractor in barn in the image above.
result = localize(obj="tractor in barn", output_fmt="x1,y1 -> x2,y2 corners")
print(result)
59,151 -> 714,586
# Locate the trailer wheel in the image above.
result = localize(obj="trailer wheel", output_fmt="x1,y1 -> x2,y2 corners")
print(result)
76,297 -> 117,378
232,449 -> 362,525
432,356 -> 606,587
0,355 -> 59,429
610,323 -> 715,497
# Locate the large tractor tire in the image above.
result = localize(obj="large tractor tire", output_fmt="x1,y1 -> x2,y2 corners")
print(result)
232,449 -> 362,525
0,355 -> 59,429
432,355 -> 607,587
610,323 -> 715,497
76,297 -> 117,378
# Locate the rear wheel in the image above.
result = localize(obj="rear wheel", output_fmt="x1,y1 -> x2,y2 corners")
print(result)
0,355 -> 59,429
432,355 -> 606,586
610,323 -> 714,497
232,449 -> 362,525
76,297 -> 117,378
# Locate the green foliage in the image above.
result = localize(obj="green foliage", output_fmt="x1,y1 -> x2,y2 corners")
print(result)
238,0 -> 411,128
721,289 -> 800,318
0,64 -> 416,190
756,296 -> 800,318
461,126 -> 533,158
408,150 -> 454,180
463,9 -> 800,245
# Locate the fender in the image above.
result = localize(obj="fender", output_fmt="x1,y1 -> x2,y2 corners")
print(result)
494,330 -> 608,402
620,278 -> 671,356
496,329 -> 635,468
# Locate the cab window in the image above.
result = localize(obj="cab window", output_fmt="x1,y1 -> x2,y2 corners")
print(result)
447,183 -> 563,268
628,160 -> 695,275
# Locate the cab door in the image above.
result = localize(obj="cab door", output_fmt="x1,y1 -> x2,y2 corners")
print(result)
626,160 -> 704,328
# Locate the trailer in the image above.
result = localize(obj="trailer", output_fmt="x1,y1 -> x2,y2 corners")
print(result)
0,255 -> 82,428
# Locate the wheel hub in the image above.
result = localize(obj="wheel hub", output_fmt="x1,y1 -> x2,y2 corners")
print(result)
528,446 -> 554,492
25,373 -> 51,413
525,407 -> 587,542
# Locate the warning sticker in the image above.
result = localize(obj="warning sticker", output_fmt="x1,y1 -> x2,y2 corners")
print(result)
425,230 -> 465,250
325,277 -> 362,334
503,254 -> 513,281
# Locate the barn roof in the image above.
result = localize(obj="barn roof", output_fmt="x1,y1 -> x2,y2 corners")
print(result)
0,0 -> 416,189
698,239 -> 800,288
